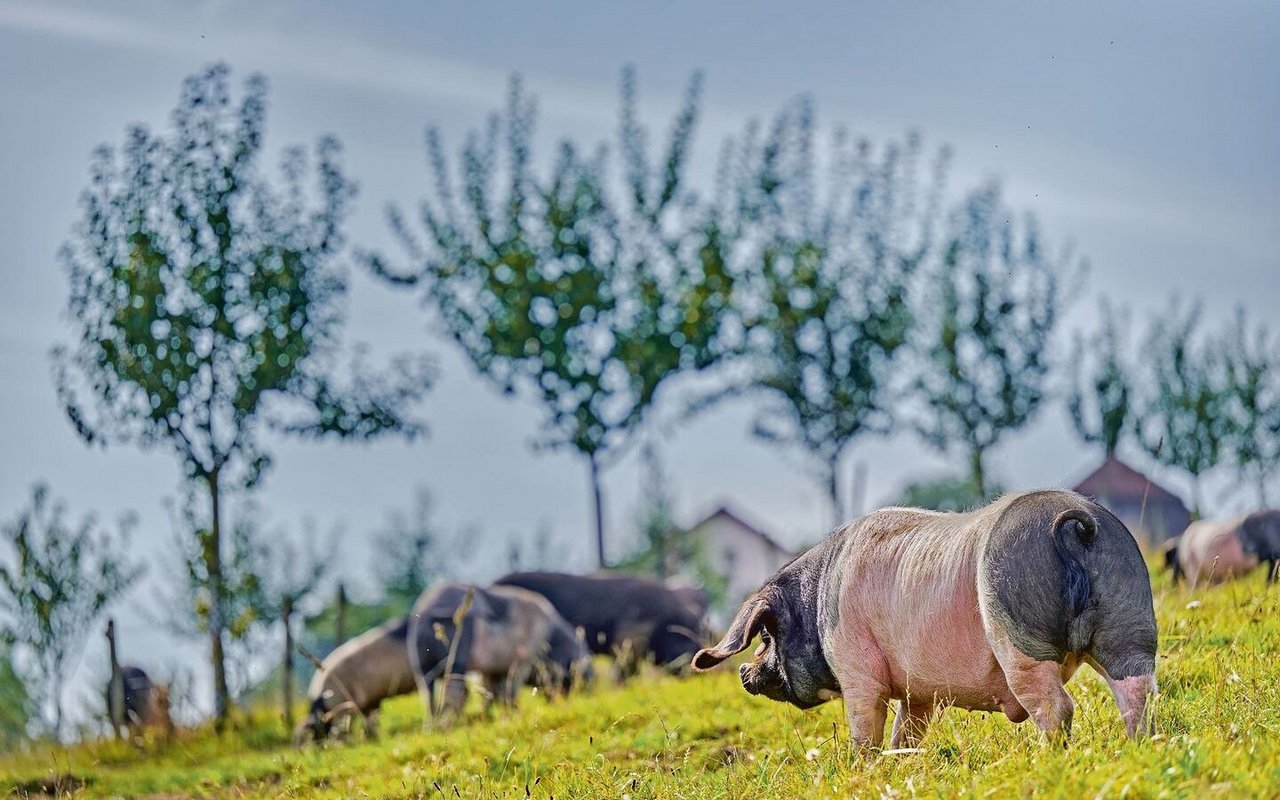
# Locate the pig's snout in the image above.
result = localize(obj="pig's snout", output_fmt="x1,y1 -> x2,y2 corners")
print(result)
739,662 -> 761,695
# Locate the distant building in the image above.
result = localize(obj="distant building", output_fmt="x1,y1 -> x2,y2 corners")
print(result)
1073,456 -> 1192,545
685,506 -> 795,625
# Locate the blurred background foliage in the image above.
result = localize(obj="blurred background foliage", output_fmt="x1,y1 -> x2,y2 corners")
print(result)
0,59 -> 1276,741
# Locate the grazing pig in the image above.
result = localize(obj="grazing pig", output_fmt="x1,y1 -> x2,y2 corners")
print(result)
105,666 -> 172,738
1169,510 -> 1280,587
693,490 -> 1157,749
408,583 -> 590,721
494,571 -> 703,675
1170,515 -> 1259,588
294,617 -> 416,744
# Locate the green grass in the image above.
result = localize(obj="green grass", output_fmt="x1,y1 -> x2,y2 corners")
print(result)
4,566 -> 1280,799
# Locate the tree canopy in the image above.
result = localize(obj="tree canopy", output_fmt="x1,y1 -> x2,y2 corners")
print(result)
53,63 -> 431,726
0,485 -> 142,738
711,100 -> 948,521
912,183 -> 1080,498
370,70 -> 736,566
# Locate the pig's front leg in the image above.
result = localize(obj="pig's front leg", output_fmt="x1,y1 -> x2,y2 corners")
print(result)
842,688 -> 889,749
831,624 -> 892,750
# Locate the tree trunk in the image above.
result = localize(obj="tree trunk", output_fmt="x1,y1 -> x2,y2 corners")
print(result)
588,454 -> 606,569
282,598 -> 294,730
849,460 -> 868,520
106,619 -> 124,739
335,583 -> 348,646
52,664 -> 64,742
1259,468 -> 1270,508
1190,474 -> 1203,519
205,469 -> 230,731
970,446 -> 987,500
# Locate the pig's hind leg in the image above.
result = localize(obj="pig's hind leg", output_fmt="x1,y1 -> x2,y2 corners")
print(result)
1086,609 -> 1158,738
1086,656 -> 1156,738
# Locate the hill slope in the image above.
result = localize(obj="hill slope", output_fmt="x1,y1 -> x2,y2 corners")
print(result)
4,567 -> 1278,798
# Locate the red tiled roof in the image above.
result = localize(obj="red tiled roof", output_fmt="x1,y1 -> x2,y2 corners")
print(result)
1072,456 -> 1188,509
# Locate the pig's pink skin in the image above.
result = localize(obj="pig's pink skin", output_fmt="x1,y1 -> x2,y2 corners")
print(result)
1104,673 -> 1157,737
1179,516 -> 1258,587
827,502 -> 1090,746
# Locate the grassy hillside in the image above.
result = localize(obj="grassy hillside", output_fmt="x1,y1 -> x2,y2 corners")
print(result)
4,567 -> 1279,798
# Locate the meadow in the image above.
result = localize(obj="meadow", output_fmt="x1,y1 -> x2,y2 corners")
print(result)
3,564 -> 1278,799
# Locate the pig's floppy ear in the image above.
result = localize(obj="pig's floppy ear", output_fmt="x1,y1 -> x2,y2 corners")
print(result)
691,596 -> 769,671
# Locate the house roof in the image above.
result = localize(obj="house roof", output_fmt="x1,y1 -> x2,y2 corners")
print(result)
1072,456 -> 1188,510
688,506 -> 795,557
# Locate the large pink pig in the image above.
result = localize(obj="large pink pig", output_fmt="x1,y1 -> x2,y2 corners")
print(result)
693,490 -> 1157,749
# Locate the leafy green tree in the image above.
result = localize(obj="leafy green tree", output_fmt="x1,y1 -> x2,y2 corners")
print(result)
912,183 -> 1080,498
0,485 -> 143,739
256,523 -> 330,731
1136,301 -> 1233,515
158,492 -> 268,710
0,644 -> 32,750
1066,301 -> 1135,458
620,444 -> 691,580
370,70 -> 736,567
51,64 -> 431,727
372,488 -> 471,612
1216,308 -> 1280,506
896,473 -> 1000,512
711,101 -> 947,522
614,445 -> 727,608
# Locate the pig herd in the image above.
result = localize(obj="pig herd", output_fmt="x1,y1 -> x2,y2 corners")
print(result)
245,493 -> 1279,753
293,571 -> 705,744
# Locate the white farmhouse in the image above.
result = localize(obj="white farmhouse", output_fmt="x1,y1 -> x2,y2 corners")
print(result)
685,506 -> 795,626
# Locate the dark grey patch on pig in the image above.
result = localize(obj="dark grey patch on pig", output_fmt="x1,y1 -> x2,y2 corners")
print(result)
669,584 -> 710,619
985,491 -> 1156,679
691,535 -> 841,709
493,571 -> 703,671
1162,537 -> 1184,583
105,665 -> 153,724
409,583 -> 482,682
1241,510 -> 1280,582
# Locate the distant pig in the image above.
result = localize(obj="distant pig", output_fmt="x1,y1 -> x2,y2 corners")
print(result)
1170,510 -> 1280,587
105,666 -> 172,738
294,617 -> 416,744
408,583 -> 590,721
494,571 -> 704,676
693,490 -> 1157,749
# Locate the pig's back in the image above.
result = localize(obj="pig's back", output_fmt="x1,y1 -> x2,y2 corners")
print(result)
830,503 -> 1012,707
310,617 -> 414,711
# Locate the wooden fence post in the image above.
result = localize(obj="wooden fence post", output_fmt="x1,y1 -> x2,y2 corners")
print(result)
282,597 -> 295,730
335,583 -> 348,646
106,619 -> 124,739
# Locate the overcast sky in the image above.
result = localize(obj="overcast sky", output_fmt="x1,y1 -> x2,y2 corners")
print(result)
1,0 -> 1277,721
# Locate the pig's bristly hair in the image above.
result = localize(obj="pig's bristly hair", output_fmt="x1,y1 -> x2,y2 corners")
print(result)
840,497 -> 1018,617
